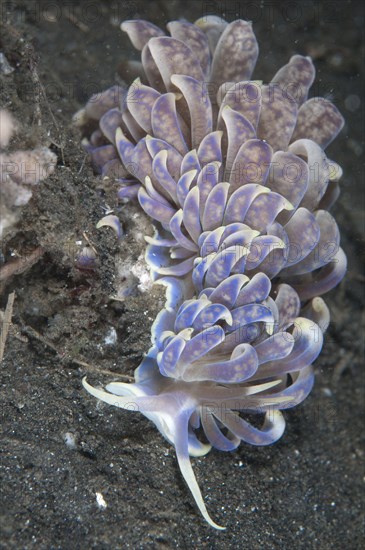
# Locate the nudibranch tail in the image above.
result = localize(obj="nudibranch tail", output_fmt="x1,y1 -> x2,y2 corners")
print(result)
173,413 -> 226,530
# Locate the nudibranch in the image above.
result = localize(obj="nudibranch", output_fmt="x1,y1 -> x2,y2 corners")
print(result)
77,17 -> 346,529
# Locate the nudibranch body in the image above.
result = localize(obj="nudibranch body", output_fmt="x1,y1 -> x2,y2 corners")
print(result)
77,16 -> 346,529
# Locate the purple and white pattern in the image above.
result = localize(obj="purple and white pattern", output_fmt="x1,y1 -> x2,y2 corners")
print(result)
77,16 -> 346,529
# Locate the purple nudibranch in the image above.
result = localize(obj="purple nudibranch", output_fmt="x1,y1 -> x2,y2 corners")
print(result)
77,16 -> 346,529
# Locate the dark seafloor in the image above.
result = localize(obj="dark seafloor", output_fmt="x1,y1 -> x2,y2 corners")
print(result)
0,1 -> 364,549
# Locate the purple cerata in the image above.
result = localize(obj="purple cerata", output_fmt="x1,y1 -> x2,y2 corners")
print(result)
75,16 -> 347,529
